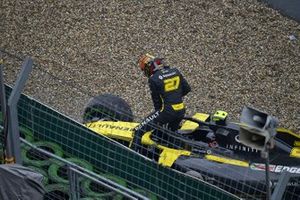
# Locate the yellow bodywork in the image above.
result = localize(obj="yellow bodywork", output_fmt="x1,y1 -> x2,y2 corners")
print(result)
85,120 -> 192,166
276,128 -> 300,157
205,155 -> 249,167
158,147 -> 191,167
277,127 -> 300,139
290,147 -> 300,158
180,113 -> 210,130
85,113 -> 300,168
84,113 -> 209,167
85,112 -> 210,143
85,121 -> 137,142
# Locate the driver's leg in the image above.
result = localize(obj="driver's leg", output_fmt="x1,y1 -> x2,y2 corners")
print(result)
160,111 -> 185,147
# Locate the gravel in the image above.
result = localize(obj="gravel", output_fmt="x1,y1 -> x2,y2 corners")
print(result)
0,0 -> 299,133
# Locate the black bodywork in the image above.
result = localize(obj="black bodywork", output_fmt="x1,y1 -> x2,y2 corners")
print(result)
172,116 -> 300,199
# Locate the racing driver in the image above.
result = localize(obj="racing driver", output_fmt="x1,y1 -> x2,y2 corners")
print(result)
131,53 -> 191,152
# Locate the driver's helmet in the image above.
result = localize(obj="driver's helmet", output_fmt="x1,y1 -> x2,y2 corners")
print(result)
138,53 -> 164,77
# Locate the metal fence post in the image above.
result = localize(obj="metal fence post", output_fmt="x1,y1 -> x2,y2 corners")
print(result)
7,57 -> 33,164
271,171 -> 292,200
68,166 -> 80,200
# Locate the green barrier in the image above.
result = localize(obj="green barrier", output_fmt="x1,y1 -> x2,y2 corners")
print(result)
48,157 -> 93,184
44,184 -> 70,200
132,188 -> 158,200
19,126 -> 34,142
22,141 -> 64,167
81,173 -> 127,200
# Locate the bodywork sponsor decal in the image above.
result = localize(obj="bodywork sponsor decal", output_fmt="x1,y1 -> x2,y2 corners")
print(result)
250,163 -> 300,174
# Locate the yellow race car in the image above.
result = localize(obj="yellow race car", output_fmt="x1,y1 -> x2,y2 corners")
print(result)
83,93 -> 300,199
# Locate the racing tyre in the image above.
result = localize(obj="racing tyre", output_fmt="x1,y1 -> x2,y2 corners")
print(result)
43,184 -> 70,200
82,93 -> 133,123
22,141 -> 64,167
48,157 -> 93,184
81,173 -> 127,199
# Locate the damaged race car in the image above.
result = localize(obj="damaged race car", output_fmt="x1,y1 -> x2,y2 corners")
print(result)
82,93 -> 300,200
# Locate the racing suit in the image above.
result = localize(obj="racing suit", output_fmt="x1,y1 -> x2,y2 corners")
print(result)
131,66 -> 191,152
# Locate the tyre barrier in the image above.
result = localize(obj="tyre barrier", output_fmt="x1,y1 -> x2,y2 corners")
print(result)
26,165 -> 49,186
43,184 -> 70,200
48,157 -> 93,185
22,141 -> 64,167
81,173 -> 127,200
19,126 -> 34,143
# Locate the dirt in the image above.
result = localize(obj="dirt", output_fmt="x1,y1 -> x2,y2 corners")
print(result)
0,0 -> 299,133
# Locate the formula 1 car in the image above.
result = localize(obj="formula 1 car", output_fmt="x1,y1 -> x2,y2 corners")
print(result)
82,94 -> 300,199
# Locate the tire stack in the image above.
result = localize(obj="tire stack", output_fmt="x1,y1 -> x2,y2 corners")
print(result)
3,94 -> 158,199
21,134 -> 158,199
21,138 -> 67,199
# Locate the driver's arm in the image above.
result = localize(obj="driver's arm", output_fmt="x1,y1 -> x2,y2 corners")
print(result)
148,78 -> 162,111
181,74 -> 191,96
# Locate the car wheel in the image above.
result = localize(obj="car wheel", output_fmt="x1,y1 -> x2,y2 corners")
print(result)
82,93 -> 133,123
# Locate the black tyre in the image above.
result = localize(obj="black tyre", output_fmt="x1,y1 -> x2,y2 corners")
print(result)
81,173 -> 127,199
43,184 -> 70,200
48,157 -> 93,184
82,93 -> 133,123
22,141 -> 64,167
26,165 -> 49,186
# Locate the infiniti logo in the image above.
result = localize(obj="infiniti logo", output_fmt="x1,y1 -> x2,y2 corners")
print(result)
235,135 -> 241,143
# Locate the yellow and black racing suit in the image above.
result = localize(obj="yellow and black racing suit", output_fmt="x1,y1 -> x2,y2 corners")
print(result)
132,66 -> 191,152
